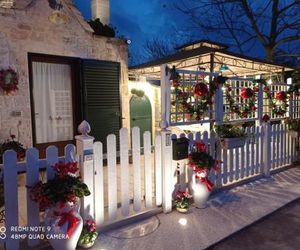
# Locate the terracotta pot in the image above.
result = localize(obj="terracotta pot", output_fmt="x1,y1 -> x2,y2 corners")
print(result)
78,241 -> 96,249
176,207 -> 189,213
220,137 -> 246,149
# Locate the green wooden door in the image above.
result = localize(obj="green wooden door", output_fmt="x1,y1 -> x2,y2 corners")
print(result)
81,60 -> 121,152
130,95 -> 152,146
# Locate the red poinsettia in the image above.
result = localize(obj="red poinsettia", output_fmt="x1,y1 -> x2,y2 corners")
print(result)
240,88 -> 254,99
275,91 -> 287,101
194,82 -> 208,97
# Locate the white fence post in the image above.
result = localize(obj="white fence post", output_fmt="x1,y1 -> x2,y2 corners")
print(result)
161,128 -> 173,213
160,64 -> 173,213
262,122 -> 271,177
75,120 -> 95,220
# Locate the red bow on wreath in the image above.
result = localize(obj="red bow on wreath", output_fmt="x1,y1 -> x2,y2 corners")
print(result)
54,209 -> 80,237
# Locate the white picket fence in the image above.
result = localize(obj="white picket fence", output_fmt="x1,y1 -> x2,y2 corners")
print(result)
0,123 -> 298,250
171,123 -> 298,191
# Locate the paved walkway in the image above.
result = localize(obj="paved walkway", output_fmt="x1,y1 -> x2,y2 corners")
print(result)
93,166 -> 300,250
208,198 -> 300,250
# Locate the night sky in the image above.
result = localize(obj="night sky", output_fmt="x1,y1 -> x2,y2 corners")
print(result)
73,0 -> 193,64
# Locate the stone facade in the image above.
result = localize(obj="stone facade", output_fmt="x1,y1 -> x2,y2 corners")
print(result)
0,0 -> 129,147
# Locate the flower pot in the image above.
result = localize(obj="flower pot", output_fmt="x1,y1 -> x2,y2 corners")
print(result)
44,201 -> 83,250
220,137 -> 246,149
78,241 -> 96,249
190,173 -> 210,209
289,131 -> 300,139
176,207 -> 189,213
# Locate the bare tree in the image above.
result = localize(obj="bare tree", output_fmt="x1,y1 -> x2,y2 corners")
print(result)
143,37 -> 175,61
175,0 -> 300,63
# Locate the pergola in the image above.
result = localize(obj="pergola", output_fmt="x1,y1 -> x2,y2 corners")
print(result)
129,40 -> 299,128
129,40 -> 296,80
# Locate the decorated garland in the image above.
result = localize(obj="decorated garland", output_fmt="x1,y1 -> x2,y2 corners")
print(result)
170,66 -> 224,121
0,68 -> 19,95
224,82 -> 258,118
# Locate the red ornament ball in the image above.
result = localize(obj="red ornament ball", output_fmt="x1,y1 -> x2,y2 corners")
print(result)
275,91 -> 287,101
194,82 -> 208,97
240,88 -> 254,99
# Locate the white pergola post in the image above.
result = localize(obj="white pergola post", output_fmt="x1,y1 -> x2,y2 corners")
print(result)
160,64 -> 172,213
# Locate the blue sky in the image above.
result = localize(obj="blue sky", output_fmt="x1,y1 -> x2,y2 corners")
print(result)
73,0 -> 192,63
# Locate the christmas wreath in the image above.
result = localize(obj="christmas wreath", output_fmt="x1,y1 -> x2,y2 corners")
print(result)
261,83 -> 289,117
0,68 -> 19,95
170,66 -> 222,121
224,82 -> 258,118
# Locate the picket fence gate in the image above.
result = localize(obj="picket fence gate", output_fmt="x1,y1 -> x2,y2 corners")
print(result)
0,123 -> 298,250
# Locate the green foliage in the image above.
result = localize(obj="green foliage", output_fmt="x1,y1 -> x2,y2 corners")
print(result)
88,18 -> 115,37
174,192 -> 190,209
79,220 -> 98,245
287,119 -> 300,132
131,88 -> 145,98
191,151 -> 215,169
78,231 -> 98,245
40,175 -> 90,205
215,124 -> 246,138
0,136 -> 26,164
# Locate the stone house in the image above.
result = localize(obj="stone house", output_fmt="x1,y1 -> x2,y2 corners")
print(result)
0,0 -> 129,155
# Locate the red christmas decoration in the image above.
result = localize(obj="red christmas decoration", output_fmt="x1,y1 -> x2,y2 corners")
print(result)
275,91 -> 287,101
253,87 -> 259,93
264,86 -> 270,93
194,82 -> 208,97
251,106 -> 257,111
240,88 -> 254,99
262,114 -> 270,122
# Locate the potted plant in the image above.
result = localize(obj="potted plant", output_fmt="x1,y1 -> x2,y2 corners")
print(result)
215,123 -> 246,149
29,161 -> 91,250
286,119 -> 300,138
0,134 -> 26,164
174,191 -> 190,213
188,141 -> 219,208
78,219 -> 98,249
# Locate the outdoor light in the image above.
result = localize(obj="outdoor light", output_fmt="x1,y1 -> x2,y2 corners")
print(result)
219,64 -> 229,72
287,78 -> 292,85
267,78 -> 273,85
178,218 -> 187,226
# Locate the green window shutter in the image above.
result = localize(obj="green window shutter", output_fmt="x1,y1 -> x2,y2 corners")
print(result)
81,59 -> 121,152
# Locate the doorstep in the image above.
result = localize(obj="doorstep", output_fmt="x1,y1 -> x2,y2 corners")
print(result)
94,166 -> 300,250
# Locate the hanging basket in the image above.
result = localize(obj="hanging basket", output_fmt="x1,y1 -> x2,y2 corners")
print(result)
220,137 -> 246,149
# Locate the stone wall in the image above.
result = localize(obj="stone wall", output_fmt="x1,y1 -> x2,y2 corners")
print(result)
0,0 -> 129,148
